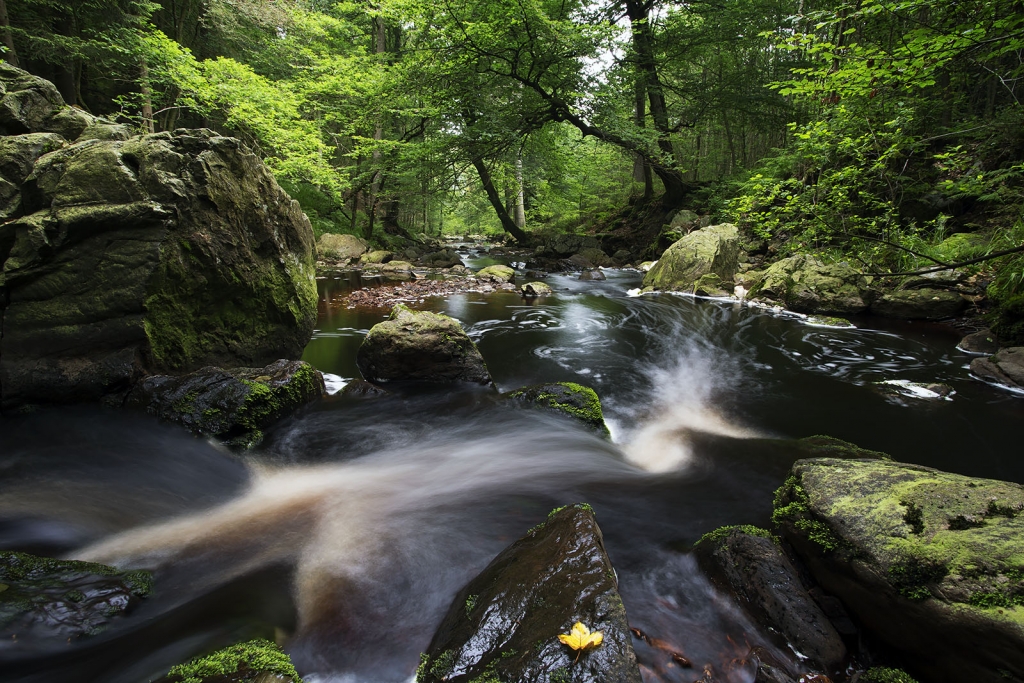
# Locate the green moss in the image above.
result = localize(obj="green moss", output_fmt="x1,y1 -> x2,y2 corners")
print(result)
862,666 -> 919,683
505,383 -> 608,435
166,639 -> 301,683
548,503 -> 594,519
694,525 -> 779,548
416,649 -> 456,682
465,594 -> 478,616
467,661 -> 502,683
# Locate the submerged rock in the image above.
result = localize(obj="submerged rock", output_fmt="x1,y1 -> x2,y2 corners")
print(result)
418,504 -> 641,683
0,550 -> 152,647
971,347 -> 1024,391
773,457 -> 1024,683
504,382 -> 609,436
579,268 -> 606,281
356,304 -> 491,384
692,526 -> 846,673
129,359 -> 325,448
0,124 -> 317,408
642,223 -> 740,292
871,289 -> 966,320
317,233 -> 367,262
750,254 -> 870,314
160,638 -> 303,683
477,264 -> 515,283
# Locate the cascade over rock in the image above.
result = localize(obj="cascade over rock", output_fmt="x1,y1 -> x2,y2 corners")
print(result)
774,457 -> 1024,683
642,223 -> 740,292
418,504 -> 642,683
0,66 -> 318,409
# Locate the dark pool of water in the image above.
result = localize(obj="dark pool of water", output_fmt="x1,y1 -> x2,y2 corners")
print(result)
1,268 -> 1021,683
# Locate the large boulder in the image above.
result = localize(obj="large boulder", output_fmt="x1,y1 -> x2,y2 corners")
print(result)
128,359 -> 325,448
0,126 -> 317,408
504,382 -> 609,436
0,63 -> 91,140
317,233 -> 367,261
0,550 -> 152,649
871,289 -> 966,320
356,304 -> 491,384
417,504 -> 642,683
0,132 -> 65,219
476,264 -> 515,283
692,526 -> 846,674
750,254 -> 871,314
971,347 -> 1024,391
773,457 -> 1024,683
642,223 -> 740,291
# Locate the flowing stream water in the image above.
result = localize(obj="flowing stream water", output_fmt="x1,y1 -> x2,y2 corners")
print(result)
2,258 -> 1023,683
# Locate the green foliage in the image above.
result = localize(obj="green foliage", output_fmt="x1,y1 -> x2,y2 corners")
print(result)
862,667 -> 919,683
695,525 -> 779,548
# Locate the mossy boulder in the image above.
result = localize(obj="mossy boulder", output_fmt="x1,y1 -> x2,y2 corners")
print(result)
692,526 -> 846,674
0,550 -> 152,647
0,125 -> 317,409
477,264 -> 515,283
160,638 -> 303,683
356,304 -> 491,384
360,249 -> 393,264
750,254 -> 871,314
520,281 -> 552,298
971,347 -> 1024,391
504,382 -> 609,436
418,504 -> 641,683
0,132 -> 65,219
773,457 -> 1024,683
128,359 -> 325,448
0,63 -> 91,140
642,223 -> 740,292
316,233 -> 367,262
871,289 -> 966,320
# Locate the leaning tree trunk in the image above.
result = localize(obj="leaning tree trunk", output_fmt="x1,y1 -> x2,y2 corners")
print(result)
472,158 -> 528,242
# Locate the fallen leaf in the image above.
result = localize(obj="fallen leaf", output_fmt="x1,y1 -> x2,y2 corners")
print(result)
559,621 -> 604,662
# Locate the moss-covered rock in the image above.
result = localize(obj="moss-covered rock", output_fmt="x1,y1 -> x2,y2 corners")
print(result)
0,132 -> 65,219
317,233 -> 367,262
520,281 -> 552,298
871,289 -> 967,320
504,382 -> 609,436
476,264 -> 515,283
692,526 -> 846,674
0,126 -> 317,408
356,304 -> 491,384
0,63 -> 90,140
360,249 -> 393,264
988,292 -> 1024,347
971,346 -> 1024,391
0,550 -> 152,645
773,457 -> 1024,683
418,504 -> 641,683
862,667 -> 920,683
128,359 -> 324,448
642,223 -> 740,292
750,254 -> 871,314
161,639 -> 303,683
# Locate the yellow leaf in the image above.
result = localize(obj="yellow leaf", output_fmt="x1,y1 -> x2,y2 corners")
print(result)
558,621 -> 604,652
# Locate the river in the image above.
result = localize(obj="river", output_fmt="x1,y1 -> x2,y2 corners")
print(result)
1,258 -> 1022,683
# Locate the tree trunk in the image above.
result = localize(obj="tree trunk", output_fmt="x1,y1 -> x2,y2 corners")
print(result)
0,0 -> 18,67
633,74 -> 653,201
514,153 -> 526,229
366,15 -> 387,239
140,58 -> 155,133
472,158 -> 528,242
626,0 -> 686,204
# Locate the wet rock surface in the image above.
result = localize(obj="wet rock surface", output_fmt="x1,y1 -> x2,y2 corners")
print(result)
971,347 -> 1024,391
418,504 -> 641,683
774,457 -> 1024,683
0,550 -> 152,649
340,276 -> 515,308
504,382 -> 609,435
959,329 -> 1000,355
692,526 -> 846,674
0,74 -> 317,409
356,304 -> 491,384
642,223 -> 740,292
128,359 -> 325,448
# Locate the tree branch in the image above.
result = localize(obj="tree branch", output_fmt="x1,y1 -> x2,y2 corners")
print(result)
866,244 -> 1024,276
